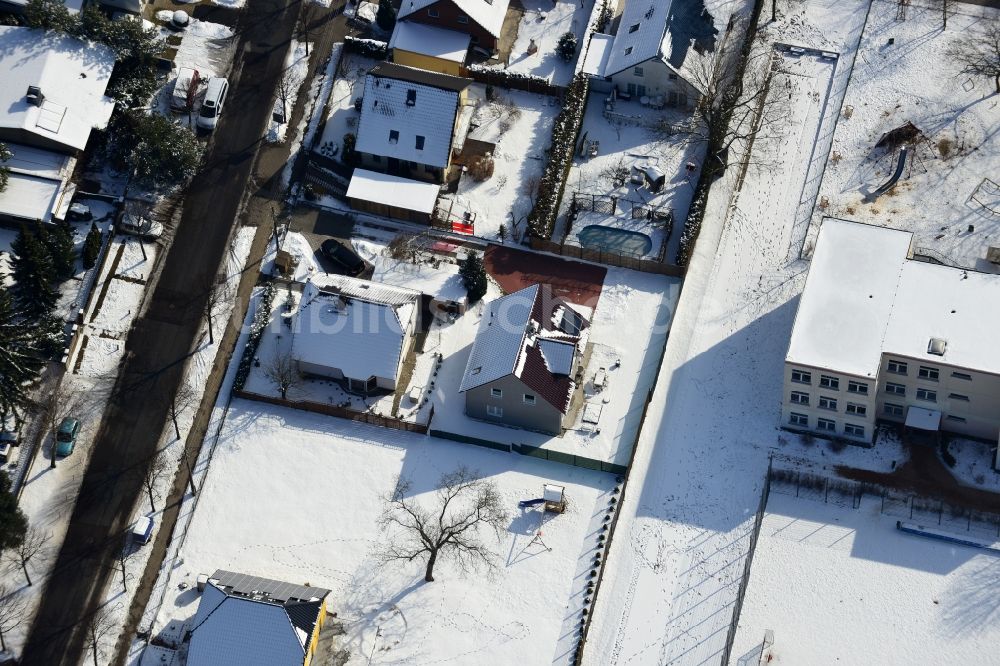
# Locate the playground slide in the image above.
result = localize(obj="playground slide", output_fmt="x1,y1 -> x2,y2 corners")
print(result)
868,147 -> 908,200
518,498 -> 545,508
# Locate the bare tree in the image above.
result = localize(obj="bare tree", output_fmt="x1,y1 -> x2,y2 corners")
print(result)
168,382 -> 198,442
265,351 -> 301,400
84,604 -> 117,666
378,467 -> 509,583
658,40 -> 786,174
141,451 -> 169,513
37,378 -> 77,470
298,1 -> 322,56
204,282 -> 220,345
948,24 -> 1000,94
13,527 -> 49,587
0,587 -> 26,653
276,68 -> 304,125
599,157 -> 630,188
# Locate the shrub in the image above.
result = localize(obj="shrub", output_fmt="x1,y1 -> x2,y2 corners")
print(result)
342,132 -> 357,165
592,0 -> 613,32
467,156 -> 494,181
0,142 -> 10,194
82,223 -> 102,269
937,137 -> 954,159
376,0 -> 396,31
343,36 -> 388,60
557,32 -> 578,62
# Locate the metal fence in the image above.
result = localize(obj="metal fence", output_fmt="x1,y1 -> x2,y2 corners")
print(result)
236,389 -> 432,434
769,467 -> 1000,537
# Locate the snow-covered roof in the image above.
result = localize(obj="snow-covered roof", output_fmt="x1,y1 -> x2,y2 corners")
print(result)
581,33 -> 614,77
373,254 -> 468,305
389,21 -> 471,64
398,0 -> 511,39
603,1 -> 673,76
346,168 -> 440,214
787,218 -> 1000,379
786,219 -> 911,378
188,571 -> 330,666
355,63 -> 471,169
0,144 -> 75,223
293,277 -> 420,382
883,261 -> 1000,376
460,285 -> 589,413
0,27 -> 116,152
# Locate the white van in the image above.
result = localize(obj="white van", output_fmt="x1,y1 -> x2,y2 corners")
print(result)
196,77 -> 229,131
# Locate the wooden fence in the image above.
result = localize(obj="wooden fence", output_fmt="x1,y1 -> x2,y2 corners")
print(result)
529,236 -> 686,277
235,389 -> 431,434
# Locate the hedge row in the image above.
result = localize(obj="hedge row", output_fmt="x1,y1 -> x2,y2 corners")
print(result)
526,74 -> 589,239
344,36 -> 388,60
466,63 -> 551,87
234,281 -> 277,391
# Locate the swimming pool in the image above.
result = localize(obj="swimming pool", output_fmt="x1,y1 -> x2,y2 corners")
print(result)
577,225 -> 653,257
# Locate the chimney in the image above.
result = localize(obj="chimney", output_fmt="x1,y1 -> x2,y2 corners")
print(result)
26,85 -> 44,106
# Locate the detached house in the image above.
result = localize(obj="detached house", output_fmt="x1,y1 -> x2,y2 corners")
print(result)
582,0 -> 713,108
0,26 -> 115,224
292,275 -> 421,394
355,63 -> 473,184
397,0 -> 510,54
187,570 -> 330,666
460,285 -> 590,435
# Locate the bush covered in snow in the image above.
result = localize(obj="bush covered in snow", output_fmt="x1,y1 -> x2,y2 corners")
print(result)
344,36 -> 388,60
527,74 -> 589,239
466,64 -> 553,88
235,282 -> 277,391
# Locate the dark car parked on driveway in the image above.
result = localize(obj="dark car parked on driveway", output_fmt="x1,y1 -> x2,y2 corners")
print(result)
320,238 -> 366,276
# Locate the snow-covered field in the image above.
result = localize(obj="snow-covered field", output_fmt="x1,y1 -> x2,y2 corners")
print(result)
563,96 -> 703,260
585,0 -> 878,662
504,0 -> 596,86
732,491 -> 1000,664
430,267 -> 679,468
146,399 -> 615,664
448,88 -> 559,241
809,0 -> 1000,270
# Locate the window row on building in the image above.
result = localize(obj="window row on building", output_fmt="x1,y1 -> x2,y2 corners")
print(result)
789,390 -> 869,414
789,369 -> 869,395
882,381 -> 971,404
788,412 -> 865,438
885,360 -> 975,382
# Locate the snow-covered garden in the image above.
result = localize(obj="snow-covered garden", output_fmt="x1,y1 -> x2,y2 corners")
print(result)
144,399 -> 615,664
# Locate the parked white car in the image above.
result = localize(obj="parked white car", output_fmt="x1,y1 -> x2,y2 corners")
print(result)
119,214 -> 163,240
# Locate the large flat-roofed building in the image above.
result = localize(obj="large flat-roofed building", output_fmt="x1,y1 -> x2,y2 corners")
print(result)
783,218 -> 1000,444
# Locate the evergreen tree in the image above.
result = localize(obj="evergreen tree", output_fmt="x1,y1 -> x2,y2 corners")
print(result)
0,142 -> 10,194
82,223 -> 102,270
46,222 -> 77,281
0,287 -> 46,425
376,0 -> 396,31
557,32 -> 578,62
459,252 -> 488,304
10,227 -> 58,318
0,472 -> 27,552
105,110 -> 201,189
